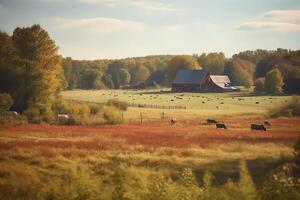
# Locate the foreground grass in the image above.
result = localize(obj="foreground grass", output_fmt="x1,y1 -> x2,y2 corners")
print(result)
0,124 -> 299,199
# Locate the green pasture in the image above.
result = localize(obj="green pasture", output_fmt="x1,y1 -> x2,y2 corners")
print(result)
61,89 -> 294,119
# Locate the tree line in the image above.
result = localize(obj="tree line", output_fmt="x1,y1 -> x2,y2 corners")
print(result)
62,49 -> 300,94
0,24 -> 300,114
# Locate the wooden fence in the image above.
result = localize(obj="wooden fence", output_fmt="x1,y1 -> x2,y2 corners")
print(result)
127,103 -> 187,109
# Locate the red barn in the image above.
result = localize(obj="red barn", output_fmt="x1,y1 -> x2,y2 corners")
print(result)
171,69 -> 237,92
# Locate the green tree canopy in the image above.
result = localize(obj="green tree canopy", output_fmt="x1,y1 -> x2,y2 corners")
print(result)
166,55 -> 200,85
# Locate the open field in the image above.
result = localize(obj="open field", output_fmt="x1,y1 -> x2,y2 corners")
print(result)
1,90 -> 299,199
0,118 -> 299,199
61,89 -> 295,120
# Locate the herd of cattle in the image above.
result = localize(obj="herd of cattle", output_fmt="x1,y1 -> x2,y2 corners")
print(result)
1,111 -> 270,131
170,118 -> 270,131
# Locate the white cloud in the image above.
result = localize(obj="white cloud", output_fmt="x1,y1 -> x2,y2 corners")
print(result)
262,10 -> 300,23
238,21 -> 300,31
44,17 -> 145,34
237,10 -> 300,31
38,0 -> 181,12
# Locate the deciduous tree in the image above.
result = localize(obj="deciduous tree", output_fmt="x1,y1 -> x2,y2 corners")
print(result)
265,68 -> 284,94
12,24 -> 64,111
166,55 -> 200,85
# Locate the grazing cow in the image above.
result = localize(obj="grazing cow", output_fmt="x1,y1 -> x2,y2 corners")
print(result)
57,114 -> 70,123
207,119 -> 218,124
251,124 -> 266,131
216,123 -> 227,129
170,118 -> 176,125
264,121 -> 271,126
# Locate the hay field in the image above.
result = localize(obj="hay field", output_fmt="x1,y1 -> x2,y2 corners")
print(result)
61,89 -> 293,120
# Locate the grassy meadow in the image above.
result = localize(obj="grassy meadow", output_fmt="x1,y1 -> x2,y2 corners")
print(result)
61,89 -> 294,120
0,122 -> 299,200
0,89 -> 299,199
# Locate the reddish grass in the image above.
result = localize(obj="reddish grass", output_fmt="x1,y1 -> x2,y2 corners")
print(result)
0,119 -> 299,150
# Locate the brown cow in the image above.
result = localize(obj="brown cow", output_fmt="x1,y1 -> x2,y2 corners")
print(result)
264,121 -> 271,126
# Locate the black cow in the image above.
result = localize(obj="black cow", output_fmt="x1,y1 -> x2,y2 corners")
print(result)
251,124 -> 266,131
207,119 -> 218,124
264,121 -> 271,126
216,123 -> 227,129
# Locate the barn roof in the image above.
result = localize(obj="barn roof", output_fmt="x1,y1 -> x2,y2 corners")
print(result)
172,69 -> 208,84
209,75 -> 237,90
209,75 -> 231,84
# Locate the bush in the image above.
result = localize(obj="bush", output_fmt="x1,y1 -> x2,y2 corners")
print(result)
0,115 -> 27,125
53,99 -> 124,125
0,93 -> 13,112
24,107 -> 41,123
39,105 -> 54,123
268,97 -> 300,118
107,99 -> 128,111
89,104 -> 103,115
103,106 -> 123,124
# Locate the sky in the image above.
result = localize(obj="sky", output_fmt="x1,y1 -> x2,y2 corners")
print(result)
0,0 -> 300,59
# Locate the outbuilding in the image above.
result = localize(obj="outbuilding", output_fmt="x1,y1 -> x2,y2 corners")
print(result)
171,69 -> 237,92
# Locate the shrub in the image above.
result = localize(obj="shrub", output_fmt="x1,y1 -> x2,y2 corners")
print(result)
0,115 -> 27,125
107,99 -> 128,111
178,168 -> 196,187
0,93 -> 13,112
268,97 -> 300,118
39,105 -> 54,123
89,104 -> 103,115
238,160 -> 257,200
103,106 -> 123,124
147,175 -> 169,200
24,107 -> 41,123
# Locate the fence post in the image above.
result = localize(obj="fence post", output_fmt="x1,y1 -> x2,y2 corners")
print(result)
161,111 -> 165,120
140,112 -> 143,124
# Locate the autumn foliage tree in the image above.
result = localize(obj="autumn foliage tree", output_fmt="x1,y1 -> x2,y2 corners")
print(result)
224,58 -> 255,88
135,65 -> 150,81
254,78 -> 265,93
197,52 -> 225,74
166,55 -> 200,85
0,25 -> 65,115
11,25 -> 64,112
265,68 -> 284,94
